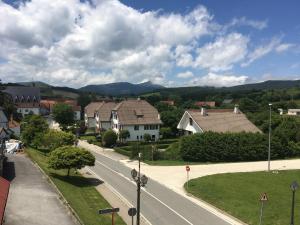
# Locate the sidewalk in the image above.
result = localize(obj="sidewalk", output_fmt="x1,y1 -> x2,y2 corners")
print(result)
3,154 -> 78,225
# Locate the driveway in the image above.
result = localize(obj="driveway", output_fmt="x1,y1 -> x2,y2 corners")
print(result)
3,154 -> 78,225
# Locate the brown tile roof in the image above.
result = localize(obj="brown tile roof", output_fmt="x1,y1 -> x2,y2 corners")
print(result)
113,100 -> 162,125
187,109 -> 261,133
0,177 -> 10,225
8,118 -> 20,129
96,102 -> 117,122
85,102 -> 104,118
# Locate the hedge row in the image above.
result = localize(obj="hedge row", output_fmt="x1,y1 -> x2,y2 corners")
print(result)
179,132 -> 287,162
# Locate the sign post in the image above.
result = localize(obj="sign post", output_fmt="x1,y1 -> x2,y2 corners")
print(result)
128,207 -> 137,225
186,165 -> 190,190
99,208 -> 120,225
259,193 -> 268,225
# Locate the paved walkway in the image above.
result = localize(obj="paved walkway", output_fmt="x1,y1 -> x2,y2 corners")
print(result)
3,154 -> 78,225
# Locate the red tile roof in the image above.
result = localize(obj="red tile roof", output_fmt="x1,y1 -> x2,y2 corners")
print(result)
0,177 -> 10,225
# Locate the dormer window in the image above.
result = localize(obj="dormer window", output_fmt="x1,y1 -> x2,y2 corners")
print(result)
189,118 -> 193,125
135,109 -> 144,118
27,96 -> 31,102
21,95 -> 25,102
14,96 -> 18,103
33,96 -> 36,102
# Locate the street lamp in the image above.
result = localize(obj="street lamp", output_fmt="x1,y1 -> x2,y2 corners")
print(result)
131,153 -> 148,225
267,103 -> 272,172
290,181 -> 299,225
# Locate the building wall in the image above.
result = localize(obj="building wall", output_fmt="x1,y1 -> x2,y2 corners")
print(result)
287,111 -> 300,116
74,111 -> 81,121
115,125 -> 159,141
10,127 -> 20,137
101,122 -> 111,131
17,107 -> 40,117
177,112 -> 202,135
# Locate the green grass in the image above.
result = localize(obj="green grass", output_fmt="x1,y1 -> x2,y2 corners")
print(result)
185,170 -> 300,225
80,136 -> 102,146
26,148 -> 125,225
144,160 -> 203,166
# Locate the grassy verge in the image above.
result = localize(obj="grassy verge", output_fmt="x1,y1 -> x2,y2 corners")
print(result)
26,148 -> 125,225
185,170 -> 300,225
144,160 -> 203,166
80,136 -> 102,146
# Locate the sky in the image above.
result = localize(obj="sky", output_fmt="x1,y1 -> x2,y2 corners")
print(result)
0,0 -> 299,88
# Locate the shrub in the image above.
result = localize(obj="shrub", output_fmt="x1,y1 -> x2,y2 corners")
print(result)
179,132 -> 284,162
160,127 -> 173,139
144,133 -> 151,142
102,130 -> 117,147
130,143 -> 160,160
161,142 -> 181,160
119,130 -> 130,142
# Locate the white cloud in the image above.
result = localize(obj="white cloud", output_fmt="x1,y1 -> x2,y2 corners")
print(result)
0,0 -> 215,87
226,17 -> 268,30
275,43 -> 294,53
177,71 -> 194,78
195,33 -> 249,71
189,73 -> 249,87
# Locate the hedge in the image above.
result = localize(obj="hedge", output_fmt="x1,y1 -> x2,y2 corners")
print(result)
114,147 -> 131,157
180,132 -> 286,162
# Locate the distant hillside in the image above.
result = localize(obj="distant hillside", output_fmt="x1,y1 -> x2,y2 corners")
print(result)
226,80 -> 300,91
79,81 -> 165,96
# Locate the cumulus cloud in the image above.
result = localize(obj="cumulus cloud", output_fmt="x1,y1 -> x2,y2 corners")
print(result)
177,71 -> 194,78
189,73 -> 249,87
195,33 -> 249,71
226,17 -> 268,30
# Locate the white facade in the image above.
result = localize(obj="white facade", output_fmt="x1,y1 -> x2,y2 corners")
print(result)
17,107 -> 40,117
85,113 -> 96,128
74,111 -> 81,121
288,109 -> 300,116
111,111 -> 160,141
177,111 -> 203,135
95,114 -> 111,131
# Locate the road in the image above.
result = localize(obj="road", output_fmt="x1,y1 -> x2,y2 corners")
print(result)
88,150 -> 235,225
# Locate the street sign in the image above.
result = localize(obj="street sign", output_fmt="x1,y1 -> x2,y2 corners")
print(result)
260,193 -> 268,201
186,165 -> 190,172
128,208 -> 137,216
99,208 -> 120,215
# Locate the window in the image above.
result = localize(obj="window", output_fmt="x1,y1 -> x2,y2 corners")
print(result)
140,135 -> 143,139
137,136 -> 139,140
152,135 -> 155,140
134,125 -> 139,130
144,125 -> 149,130
189,118 -> 193,125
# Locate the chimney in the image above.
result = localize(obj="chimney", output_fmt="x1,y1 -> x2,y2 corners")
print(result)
234,105 -> 240,114
278,108 -> 283,115
137,97 -> 141,101
201,107 -> 207,116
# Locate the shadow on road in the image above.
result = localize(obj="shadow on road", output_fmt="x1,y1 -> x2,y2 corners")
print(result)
3,156 -> 16,182
51,173 -> 103,187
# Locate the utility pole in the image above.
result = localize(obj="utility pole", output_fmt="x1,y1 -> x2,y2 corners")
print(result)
268,103 -> 272,172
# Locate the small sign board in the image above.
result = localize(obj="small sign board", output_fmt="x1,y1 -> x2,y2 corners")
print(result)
128,207 -> 137,217
186,165 -> 190,172
99,208 -> 120,215
260,193 -> 268,202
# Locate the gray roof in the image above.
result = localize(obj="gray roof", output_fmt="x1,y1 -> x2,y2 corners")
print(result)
113,100 -> 162,125
4,86 -> 40,103
187,109 -> 261,133
96,102 -> 117,122
85,102 -> 104,118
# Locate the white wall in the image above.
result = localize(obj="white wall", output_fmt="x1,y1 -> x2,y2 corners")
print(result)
18,107 -> 40,117
122,125 -> 160,141
101,122 -> 111,131
74,111 -> 81,121
177,112 -> 202,134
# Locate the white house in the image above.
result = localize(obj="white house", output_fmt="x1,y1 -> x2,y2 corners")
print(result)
287,109 -> 300,116
84,102 -> 104,128
177,106 -> 261,135
4,86 -> 41,117
95,102 -> 117,132
111,99 -> 162,141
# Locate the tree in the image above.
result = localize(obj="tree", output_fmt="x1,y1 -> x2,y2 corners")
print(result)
160,127 -> 172,139
102,130 -> 117,147
144,133 -> 151,142
21,115 -> 49,146
0,80 -> 16,117
52,103 -> 74,130
48,146 -> 95,176
42,130 -> 76,151
160,108 -> 184,134
119,130 -> 130,143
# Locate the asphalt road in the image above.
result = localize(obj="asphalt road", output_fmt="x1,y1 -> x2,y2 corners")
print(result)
88,151 -> 233,225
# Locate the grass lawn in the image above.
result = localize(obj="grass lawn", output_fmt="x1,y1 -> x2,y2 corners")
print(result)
26,148 -> 125,225
185,170 -> 300,225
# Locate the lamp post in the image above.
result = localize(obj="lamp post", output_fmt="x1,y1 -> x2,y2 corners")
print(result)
131,153 -> 148,225
267,103 -> 272,172
290,181 -> 299,225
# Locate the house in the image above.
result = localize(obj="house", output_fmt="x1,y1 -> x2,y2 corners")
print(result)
194,101 -> 216,108
40,99 -> 81,120
177,106 -> 261,135
111,99 -> 162,141
95,102 -> 117,132
4,86 -> 41,117
84,102 -> 104,128
287,109 -> 300,116
160,100 -> 175,106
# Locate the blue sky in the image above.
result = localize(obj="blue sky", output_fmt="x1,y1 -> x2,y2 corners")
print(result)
0,0 -> 299,87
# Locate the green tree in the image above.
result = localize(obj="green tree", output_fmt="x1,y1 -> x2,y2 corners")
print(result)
119,130 -> 130,143
52,103 -> 74,130
160,127 -> 172,139
160,108 -> 184,134
48,146 -> 95,176
43,130 -> 76,151
21,115 -> 49,146
144,133 -> 151,142
102,130 -> 117,147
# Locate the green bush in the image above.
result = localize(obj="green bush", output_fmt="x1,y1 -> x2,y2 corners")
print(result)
102,130 -> 117,147
179,132 -> 284,162
114,147 -> 131,157
161,142 -> 181,160
130,143 -> 161,160
144,133 -> 151,142
160,127 -> 173,139
43,130 -> 75,151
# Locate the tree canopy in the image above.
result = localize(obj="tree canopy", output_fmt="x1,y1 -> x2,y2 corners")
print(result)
52,103 -> 74,129
42,130 -> 76,151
